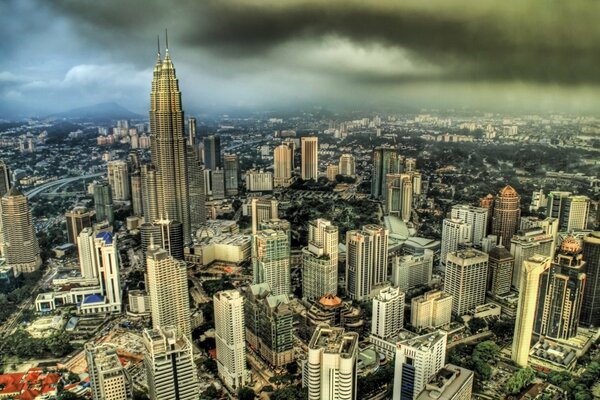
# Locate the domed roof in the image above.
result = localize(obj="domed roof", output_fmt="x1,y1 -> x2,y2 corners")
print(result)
560,236 -> 582,254
319,293 -> 342,307
499,185 -> 518,197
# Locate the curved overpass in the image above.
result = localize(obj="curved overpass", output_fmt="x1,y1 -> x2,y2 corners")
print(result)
25,173 -> 105,199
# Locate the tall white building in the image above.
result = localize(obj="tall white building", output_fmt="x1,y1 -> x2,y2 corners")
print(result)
561,196 -> 590,231
274,144 -> 293,187
444,249 -> 488,316
510,228 -> 555,289
346,225 -> 389,300
86,344 -> 131,400
214,290 -> 248,391
146,244 -> 191,338
301,137 -> 319,180
306,325 -> 359,400
302,219 -> 339,301
338,154 -> 356,177
450,205 -> 488,246
371,286 -> 405,340
246,169 -> 273,192
440,219 -> 471,269
411,290 -> 453,330
393,331 -> 447,400
391,252 -> 433,292
386,173 -> 413,222
78,227 -> 97,279
251,197 -> 279,234
107,160 -> 130,201
252,229 -> 291,296
143,327 -> 199,400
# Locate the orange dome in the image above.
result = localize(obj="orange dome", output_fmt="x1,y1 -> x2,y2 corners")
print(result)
560,236 -> 582,254
319,293 -> 342,307
499,185 -> 518,197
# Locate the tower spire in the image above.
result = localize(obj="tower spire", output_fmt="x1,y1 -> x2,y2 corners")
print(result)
157,35 -> 161,57
165,29 -> 169,54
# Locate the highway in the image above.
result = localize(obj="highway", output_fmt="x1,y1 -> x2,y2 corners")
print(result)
24,172 -> 105,199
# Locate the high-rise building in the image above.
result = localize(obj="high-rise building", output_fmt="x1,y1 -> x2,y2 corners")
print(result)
274,144 -> 293,188
130,170 -> 144,217
0,160 -> 11,197
393,331 -> 447,400
86,344 -> 131,400
301,136 -> 318,181
149,46 -> 192,243
243,283 -> 294,367
143,327 -> 198,400
487,246 -> 514,296
214,290 -> 248,391
203,135 -> 221,170
93,182 -> 115,225
534,237 -> 586,340
326,164 -> 339,181
306,325 -> 359,400
391,252 -> 433,292
186,133 -> 206,226
371,286 -> 405,340
450,205 -> 488,247
107,160 -> 130,201
251,197 -> 279,234
140,219 -> 184,265
510,228 -> 554,289
346,225 -> 389,300
252,229 -> 290,296
65,206 -> 93,246
140,164 -> 158,223
546,191 -> 571,221
415,364 -> 473,400
89,232 -> 122,313
338,154 -> 356,177
302,219 -> 339,301
512,255 -> 551,367
1,188 -> 42,274
146,244 -> 191,338
519,216 -> 559,239
492,185 -> 521,248
411,290 -> 453,330
560,196 -> 590,231
78,228 -> 97,279
211,168 -> 226,199
371,147 -> 399,198
223,154 -> 239,196
479,193 -> 495,232
386,173 -> 412,221
580,232 -> 600,327
440,219 -> 471,268
444,249 -> 488,316
246,169 -> 274,192
187,116 -> 196,146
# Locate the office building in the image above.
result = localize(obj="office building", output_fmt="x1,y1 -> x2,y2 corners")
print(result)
187,116 -> 196,146
326,164 -> 339,181
411,290 -> 453,330
450,205 -> 488,246
274,144 -> 293,187
386,173 -> 413,221
252,229 -> 290,296
130,170 -> 144,217
391,252 -> 433,292
140,219 -> 184,264
440,219 -> 471,268
372,147 -> 399,198
301,136 -> 319,181
246,169 -> 274,192
306,325 -> 359,400
492,185 -> 521,248
512,255 -> 551,367
560,196 -> 590,231
224,154 -> 239,196
393,331 -> 447,400
534,237 -> 586,340
86,344 -> 131,400
93,182 -> 115,225
211,168 -> 226,199
580,231 -> 600,327
1,188 -> 42,274
416,364 -> 473,400
338,154 -> 356,177
0,160 -> 10,196
65,206 -> 93,246
302,219 -> 339,301
346,225 -> 389,300
107,160 -> 130,201
479,193 -> 495,232
78,228 -> 97,279
251,197 -> 279,234
214,290 -> 248,391
146,244 -> 191,338
140,164 -> 159,223
143,327 -> 198,400
510,228 -> 554,289
371,286 -> 405,340
187,135 -> 206,226
244,283 -> 294,367
487,246 -> 514,296
89,232 -> 122,313
444,249 -> 488,316
203,135 -> 221,170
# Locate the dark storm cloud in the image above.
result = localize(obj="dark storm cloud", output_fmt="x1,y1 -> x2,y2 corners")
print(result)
49,0 -> 600,85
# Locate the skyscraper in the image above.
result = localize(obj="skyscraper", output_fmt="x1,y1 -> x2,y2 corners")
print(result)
93,182 -> 114,225
214,289 -> 248,391
1,188 -> 41,274
274,144 -> 293,188
444,249 -> 488,316
146,244 -> 191,338
130,170 -> 144,217
91,232 -> 122,313
450,205 -> 488,247
512,255 -> 551,367
185,119 -> 206,226
301,136 -> 318,181
510,227 -> 554,289
371,286 -> 405,340
580,232 -> 600,327
187,116 -> 196,146
140,164 -> 158,222
203,135 -> 221,170
252,229 -> 290,296
560,195 -> 590,231
224,154 -> 239,196
371,147 -> 399,198
0,160 -> 11,257
479,193 -> 495,232
391,252 -> 433,292
393,331 -> 447,400
251,197 -> 279,234
149,44 -> 191,242
78,228 -> 97,279
65,206 -> 93,246
440,218 -> 471,268
107,160 -> 130,201
143,326 -> 198,400
211,168 -> 226,200
492,185 -> 521,248
486,246 -> 514,296
346,224 -> 389,300
411,290 -> 453,330
386,173 -> 412,221
306,325 -> 359,400
86,344 -> 131,400
302,219 -> 339,301
140,219 -> 184,265
338,153 -> 356,177
416,365 -> 473,400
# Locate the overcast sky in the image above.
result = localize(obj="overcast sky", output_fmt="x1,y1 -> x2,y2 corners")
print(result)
2,0 -> 600,117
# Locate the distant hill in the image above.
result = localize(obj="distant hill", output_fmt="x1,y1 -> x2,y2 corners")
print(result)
47,102 -> 143,120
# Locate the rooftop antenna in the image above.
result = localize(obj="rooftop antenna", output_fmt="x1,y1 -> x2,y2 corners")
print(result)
165,29 -> 169,53
157,35 -> 161,56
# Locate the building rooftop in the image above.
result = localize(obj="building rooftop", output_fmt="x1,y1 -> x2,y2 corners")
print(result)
399,331 -> 447,352
417,364 -> 473,400
309,325 -> 359,358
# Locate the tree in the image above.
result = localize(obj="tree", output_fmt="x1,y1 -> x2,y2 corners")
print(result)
468,317 -> 487,333
503,367 -> 535,394
238,387 -> 256,400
